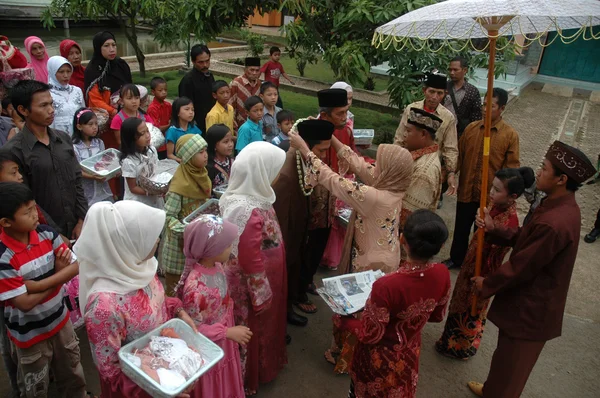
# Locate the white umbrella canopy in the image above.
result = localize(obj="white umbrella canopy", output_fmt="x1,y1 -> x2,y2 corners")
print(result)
373,0 -> 600,49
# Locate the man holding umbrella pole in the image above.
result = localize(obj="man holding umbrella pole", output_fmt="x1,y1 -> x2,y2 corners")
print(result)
469,141 -> 596,398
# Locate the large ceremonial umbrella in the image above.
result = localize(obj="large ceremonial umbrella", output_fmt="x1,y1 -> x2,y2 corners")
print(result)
373,0 -> 600,315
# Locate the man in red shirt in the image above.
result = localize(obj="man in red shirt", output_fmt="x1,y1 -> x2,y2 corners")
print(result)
146,76 -> 172,159
260,46 -> 295,108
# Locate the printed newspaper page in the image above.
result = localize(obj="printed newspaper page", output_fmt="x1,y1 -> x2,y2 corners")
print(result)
317,270 -> 384,315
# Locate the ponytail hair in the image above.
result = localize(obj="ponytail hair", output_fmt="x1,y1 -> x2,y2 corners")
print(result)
402,210 -> 448,261
495,167 -> 535,198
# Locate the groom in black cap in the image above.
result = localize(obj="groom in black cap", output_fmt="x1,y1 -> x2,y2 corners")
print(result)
395,73 -> 458,205
230,57 -> 262,132
273,120 -> 335,329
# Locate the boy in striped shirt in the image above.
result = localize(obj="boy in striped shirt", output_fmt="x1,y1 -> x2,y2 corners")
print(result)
0,182 -> 88,397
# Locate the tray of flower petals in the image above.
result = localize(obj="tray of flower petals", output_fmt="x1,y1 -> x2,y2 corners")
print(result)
119,318 -> 224,398
80,148 -> 122,179
183,199 -> 220,225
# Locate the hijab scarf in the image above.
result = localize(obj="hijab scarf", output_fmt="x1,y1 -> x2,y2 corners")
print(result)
84,31 -> 132,99
169,134 -> 212,200
24,36 -> 49,83
219,141 -> 285,256
74,201 -> 166,313
59,39 -> 86,92
338,144 -> 413,274
47,56 -> 73,92
173,215 -> 238,298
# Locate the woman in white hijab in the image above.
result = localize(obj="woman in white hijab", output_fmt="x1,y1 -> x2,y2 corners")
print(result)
47,55 -> 85,136
219,141 -> 287,395
330,81 -> 354,128
75,201 -> 199,398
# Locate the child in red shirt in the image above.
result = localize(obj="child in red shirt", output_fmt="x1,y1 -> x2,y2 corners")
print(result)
146,77 -> 172,159
260,46 -> 295,108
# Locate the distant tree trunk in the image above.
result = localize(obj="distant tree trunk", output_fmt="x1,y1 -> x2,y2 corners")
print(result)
116,13 -> 146,77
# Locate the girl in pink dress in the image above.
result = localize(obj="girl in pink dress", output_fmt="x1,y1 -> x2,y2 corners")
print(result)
75,201 -> 199,398
174,214 -> 250,398
219,141 -> 288,395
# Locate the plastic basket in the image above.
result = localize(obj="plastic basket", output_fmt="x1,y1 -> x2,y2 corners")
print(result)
138,159 -> 179,196
118,318 -> 224,398
182,199 -> 220,224
80,148 -> 122,179
212,184 -> 228,198
354,129 -> 375,146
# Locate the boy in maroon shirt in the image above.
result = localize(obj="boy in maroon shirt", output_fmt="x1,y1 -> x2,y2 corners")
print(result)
146,77 -> 172,159
260,46 -> 295,108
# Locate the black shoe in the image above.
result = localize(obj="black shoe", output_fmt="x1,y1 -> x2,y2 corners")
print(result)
287,310 -> 308,327
584,228 -> 600,243
443,259 -> 460,270
286,334 -> 292,345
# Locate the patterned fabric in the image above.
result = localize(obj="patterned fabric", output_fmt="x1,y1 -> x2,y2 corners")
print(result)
443,80 -> 482,135
436,204 -> 518,359
0,225 -> 71,348
456,118 -> 520,203
401,144 -> 442,230
207,157 -> 232,188
344,263 -> 451,397
260,61 -> 285,87
229,75 -> 261,130
49,84 -> 85,136
306,146 -> 406,274
73,138 -> 113,205
205,102 -> 235,132
224,207 -> 287,393
160,192 -> 207,276
395,100 -> 458,173
84,276 -> 185,396
182,263 -> 245,397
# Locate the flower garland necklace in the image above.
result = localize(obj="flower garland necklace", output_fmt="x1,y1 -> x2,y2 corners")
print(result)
291,118 -> 314,196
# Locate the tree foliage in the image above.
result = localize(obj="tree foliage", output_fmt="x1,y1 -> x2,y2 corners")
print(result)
281,0 -> 513,108
41,0 -> 279,77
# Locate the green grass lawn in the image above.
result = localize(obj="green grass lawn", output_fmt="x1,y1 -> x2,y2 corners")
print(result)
277,55 -> 389,92
132,70 -> 399,144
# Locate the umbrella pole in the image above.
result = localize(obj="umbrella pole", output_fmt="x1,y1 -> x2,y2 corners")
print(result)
471,31 -> 497,316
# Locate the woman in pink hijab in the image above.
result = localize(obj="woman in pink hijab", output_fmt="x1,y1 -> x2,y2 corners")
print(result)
24,36 -> 49,83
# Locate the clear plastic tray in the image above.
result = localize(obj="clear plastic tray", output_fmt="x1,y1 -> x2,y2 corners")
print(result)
80,148 -> 122,179
212,184 -> 228,198
353,129 -> 375,146
182,199 -> 221,224
118,318 -> 224,398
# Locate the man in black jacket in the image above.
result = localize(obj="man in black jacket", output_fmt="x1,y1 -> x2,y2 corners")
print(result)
178,45 -> 216,133
444,56 -> 482,139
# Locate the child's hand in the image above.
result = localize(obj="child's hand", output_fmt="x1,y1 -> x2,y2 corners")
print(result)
94,175 -> 107,182
226,326 -> 253,345
24,280 -> 39,293
55,247 -> 73,271
177,309 -> 199,333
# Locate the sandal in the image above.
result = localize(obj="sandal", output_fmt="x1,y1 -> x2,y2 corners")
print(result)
307,283 -> 319,296
324,349 -> 339,365
294,299 -> 318,314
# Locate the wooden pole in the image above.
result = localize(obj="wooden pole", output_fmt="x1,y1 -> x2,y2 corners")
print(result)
471,31 -> 497,316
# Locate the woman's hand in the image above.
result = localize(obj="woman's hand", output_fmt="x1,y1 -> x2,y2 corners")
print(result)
289,132 -> 310,159
226,326 -> 253,345
177,309 -> 198,333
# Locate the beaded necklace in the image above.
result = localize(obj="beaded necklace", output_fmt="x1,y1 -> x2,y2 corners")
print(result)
290,118 -> 314,196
